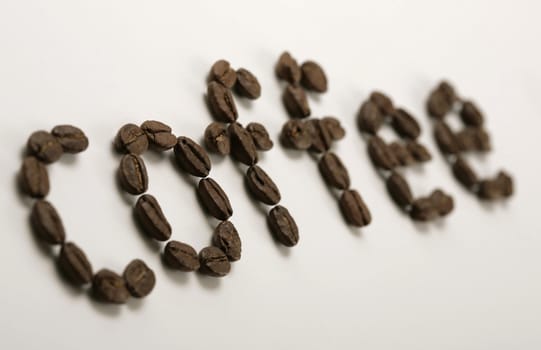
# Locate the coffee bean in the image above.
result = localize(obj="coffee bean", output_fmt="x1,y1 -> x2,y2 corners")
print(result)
212,221 -> 241,261
207,81 -> 238,123
209,59 -> 237,88
429,189 -> 454,216
246,122 -> 273,151
385,172 -> 413,208
438,81 -> 457,104
318,152 -> 350,190
280,120 -> 312,150
321,116 -> 345,140
306,119 -> 332,153
51,125 -> 89,153
30,200 -> 65,245
339,189 -> 372,227
118,154 -> 148,195
426,89 -> 453,118
204,122 -> 230,155
405,141 -> 432,162
267,205 -> 299,247
198,246 -> 231,277
434,121 -> 460,155
357,100 -> 384,134
134,194 -> 172,241
370,91 -> 394,115
391,108 -> 421,140
163,241 -> 200,271
495,171 -> 513,197
460,101 -> 484,127
300,60 -> 327,92
477,171 -> 513,200
367,136 -> 398,170
235,68 -> 261,99
228,122 -> 258,166
275,52 -> 301,84
389,142 -> 415,166
456,128 -> 491,152
123,259 -> 155,298
409,197 -> 439,221
114,124 -> 149,155
283,84 -> 310,119
245,165 -> 281,205
19,156 -> 49,198
452,156 -> 479,189
174,136 -> 211,177
58,242 -> 93,286
27,131 -> 63,164
197,178 -> 233,220
92,269 -> 130,304
140,120 -> 177,151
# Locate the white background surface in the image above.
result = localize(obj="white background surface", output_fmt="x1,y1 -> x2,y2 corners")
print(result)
1,1 -> 540,349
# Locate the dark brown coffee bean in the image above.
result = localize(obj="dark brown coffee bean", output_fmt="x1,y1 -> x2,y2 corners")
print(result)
134,194 -> 172,241
405,141 -> 432,162
114,124 -> 149,155
318,152 -> 350,190
174,136 -> 211,177
409,197 -> 439,221
235,68 -> 261,99
300,60 -> 327,92
496,171 -> 513,197
197,178 -> 233,220
368,136 -> 399,170
51,125 -> 89,153
370,91 -> 394,115
245,165 -> 281,205
305,119 -> 332,153
212,221 -> 241,261
434,121 -> 460,155
123,259 -> 155,298
385,172 -> 413,208
199,246 -> 231,277
275,52 -> 301,84
460,101 -> 484,127
163,241 -> 200,271
456,128 -> 491,152
426,89 -> 453,118
267,205 -> 299,247
58,242 -> 93,286
389,142 -> 415,166
19,156 -> 49,198
246,122 -> 273,151
391,108 -> 421,140
30,200 -> 65,245
140,120 -> 176,151
429,189 -> 454,216
438,81 -> 457,104
92,269 -> 130,304
27,131 -> 63,164
321,116 -> 345,140
204,122 -> 230,155
283,84 -> 310,119
357,100 -> 384,134
452,156 -> 479,189
228,123 -> 258,166
118,154 -> 148,195
339,189 -> 372,227
280,120 -> 312,150
477,171 -> 513,200
209,59 -> 237,88
207,81 -> 238,123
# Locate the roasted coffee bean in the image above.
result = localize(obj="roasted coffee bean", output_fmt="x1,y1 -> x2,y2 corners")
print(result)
283,84 -> 310,119
389,142 -> 415,166
27,131 -> 63,164
280,120 -> 312,150
391,108 -> 421,140
460,101 -> 484,127
246,122 -> 273,151
275,51 -> 301,84
306,119 -> 332,153
207,81 -> 238,123
339,189 -> 372,227
174,136 -> 212,177
429,189 -> 454,216
134,194 -> 172,241
477,171 -> 513,200
51,125 -> 89,153
114,124 -> 149,155
456,128 -> 491,152
235,68 -> 261,99
405,141 -> 432,162
92,269 -> 130,304
434,121 -> 460,155
427,89 -> 453,118
228,123 -> 258,166
267,205 -> 299,247
452,156 -> 479,189
163,241 -> 200,271
409,197 -> 439,221
19,156 -> 49,198
118,154 -> 148,195
58,242 -> 93,286
321,116 -> 345,140
385,172 -> 413,208
370,91 -> 394,115
30,200 -> 65,245
495,171 -> 513,197
438,81 -> 457,104
245,165 -> 281,205
198,246 -> 231,277
300,60 -> 327,92
204,122 -> 230,155
357,100 -> 384,134
123,259 -> 155,298
197,178 -> 233,220
140,120 -> 177,151
367,136 -> 398,170
209,59 -> 237,88
212,221 -> 241,261
318,152 -> 350,190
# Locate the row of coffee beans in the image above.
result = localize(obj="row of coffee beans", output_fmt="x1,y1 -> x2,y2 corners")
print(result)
19,125 -> 156,304
426,82 -> 513,200
357,92 -> 454,221
205,60 -> 300,247
275,52 -> 372,227
114,121 -> 240,277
